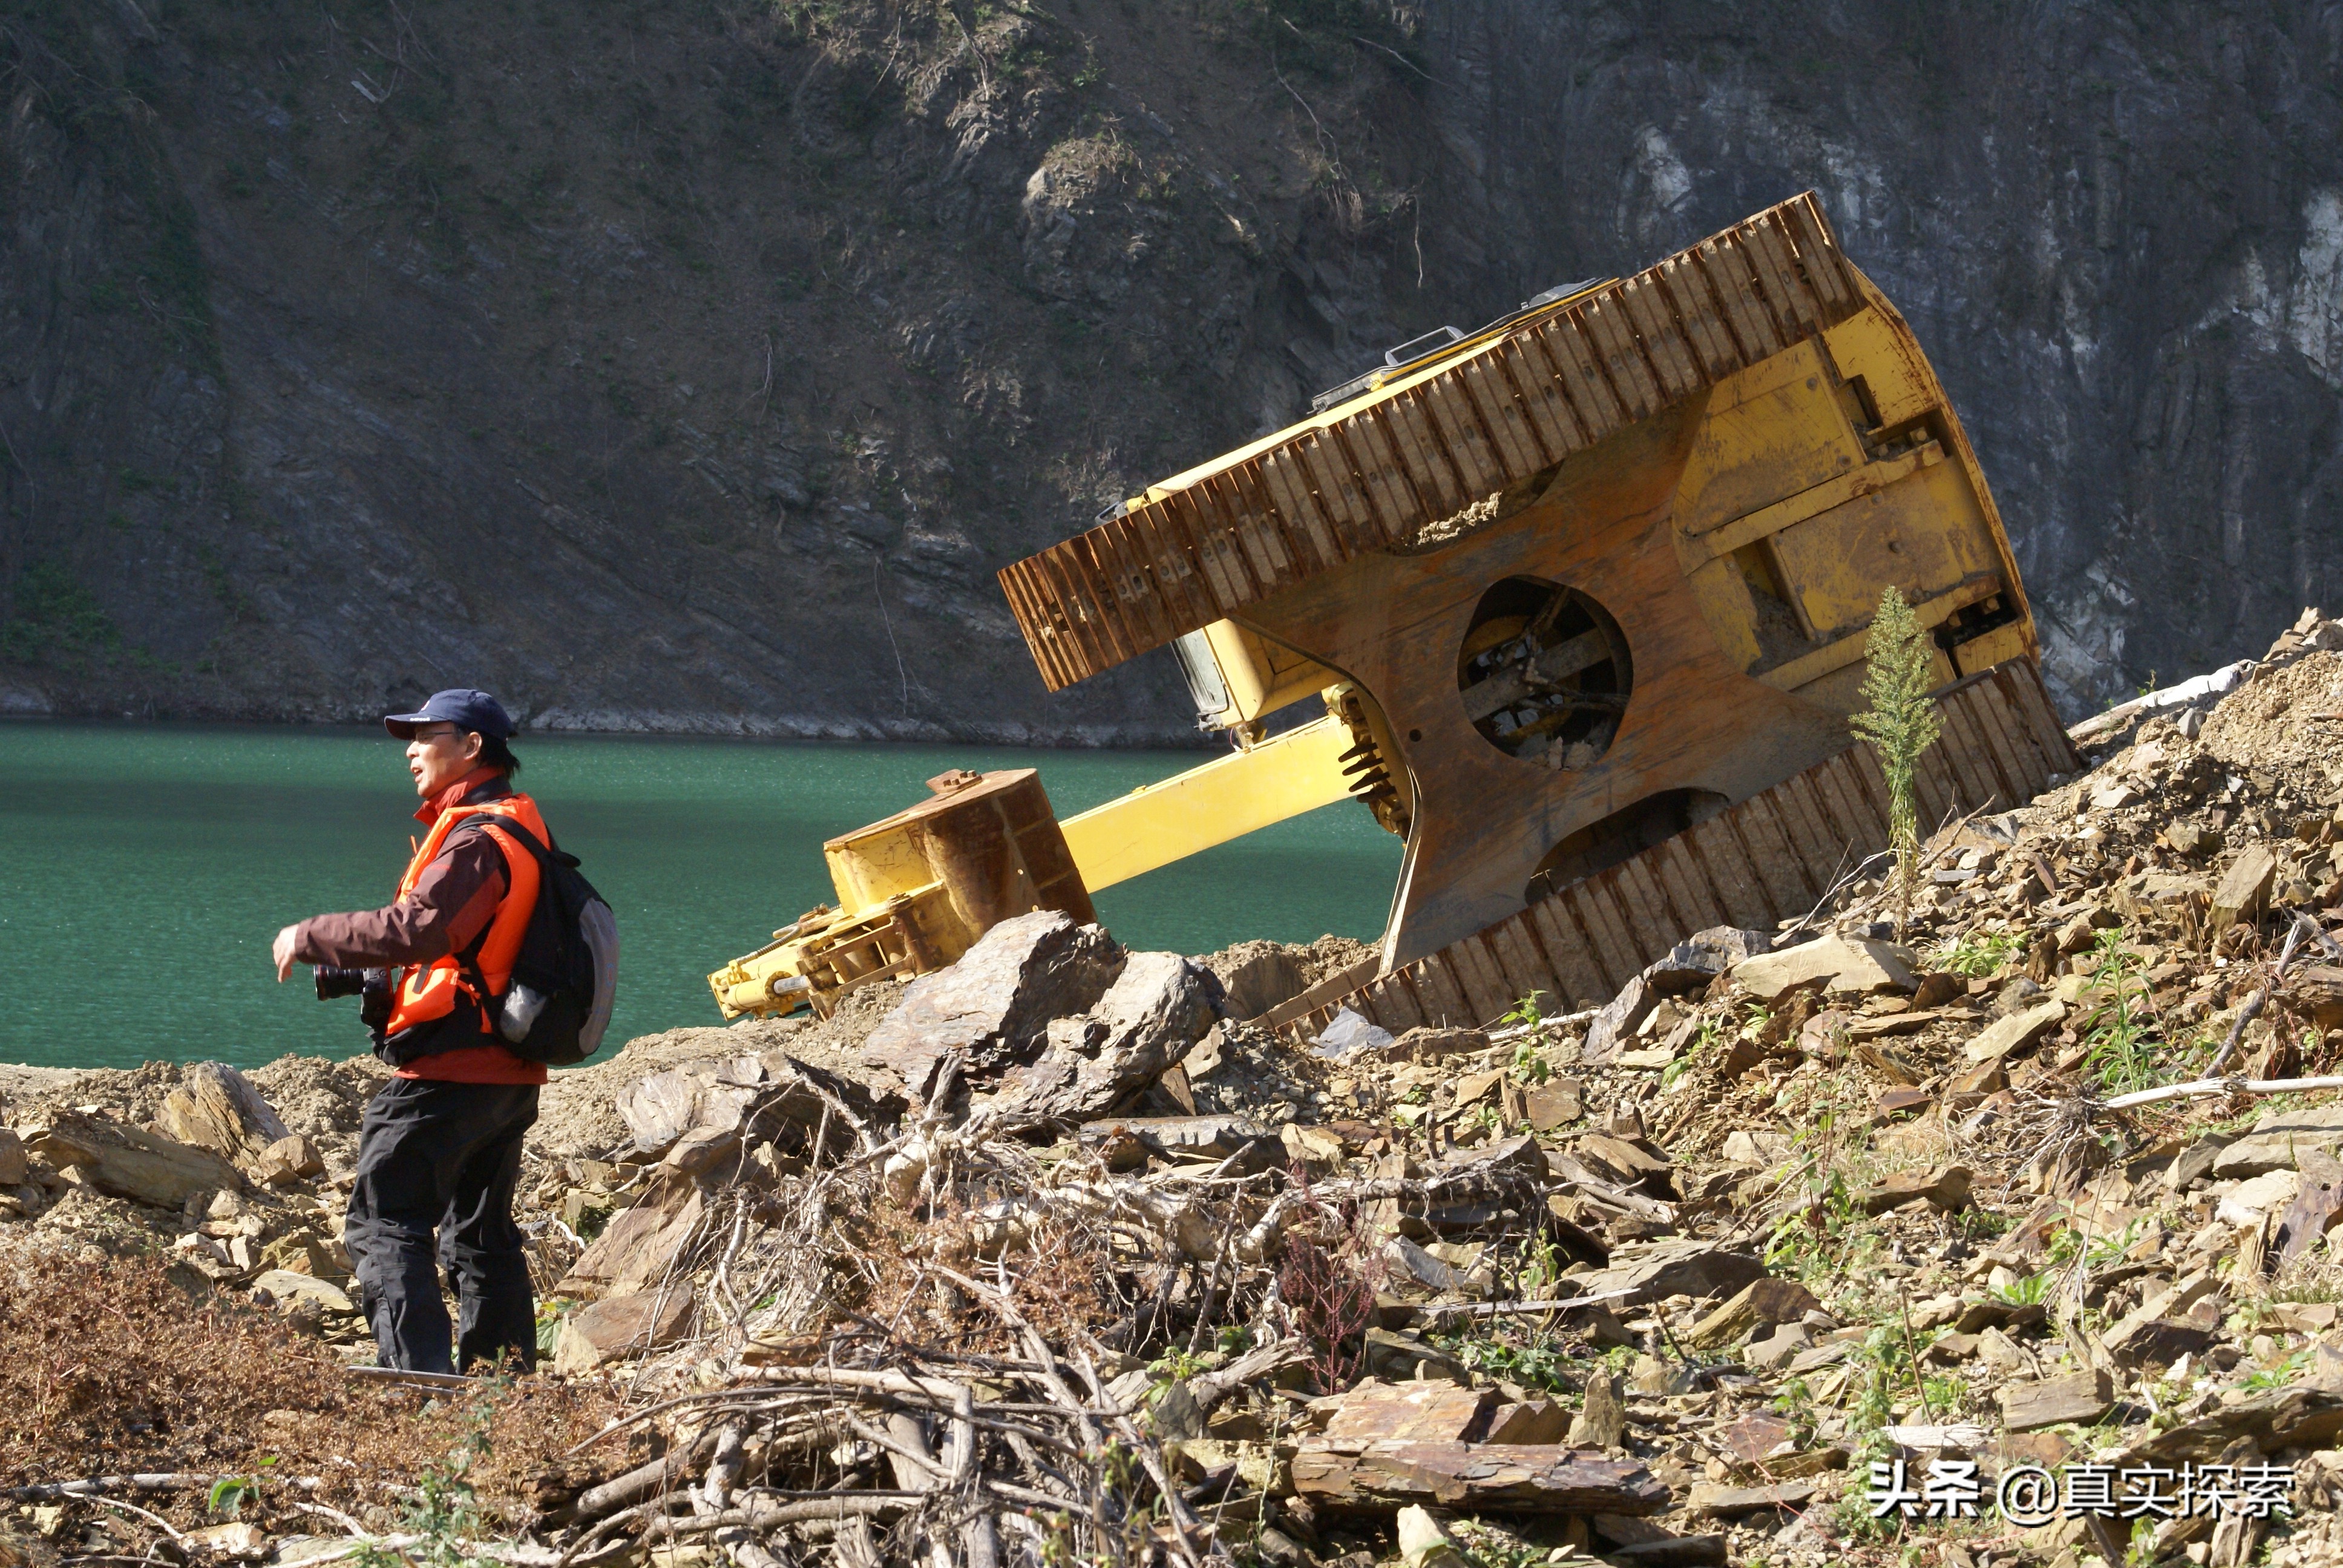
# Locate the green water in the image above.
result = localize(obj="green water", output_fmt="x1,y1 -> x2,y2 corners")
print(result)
0,722 -> 1403,1071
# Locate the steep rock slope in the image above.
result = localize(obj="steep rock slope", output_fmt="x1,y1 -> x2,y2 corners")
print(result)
4,0 -> 2342,735
5,0 -> 1430,740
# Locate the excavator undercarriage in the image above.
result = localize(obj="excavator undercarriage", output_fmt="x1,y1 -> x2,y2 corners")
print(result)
710,192 -> 2076,1031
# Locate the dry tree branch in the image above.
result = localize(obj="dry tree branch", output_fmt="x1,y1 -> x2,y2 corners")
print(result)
2209,912 -> 2322,1076
2103,1073 -> 2343,1109
77,1494 -> 184,1543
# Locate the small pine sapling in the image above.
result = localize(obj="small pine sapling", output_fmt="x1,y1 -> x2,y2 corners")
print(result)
1850,586 -> 1941,940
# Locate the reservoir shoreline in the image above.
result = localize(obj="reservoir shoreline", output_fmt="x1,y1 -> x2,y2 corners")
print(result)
0,719 -> 1401,1073
0,699 -> 1217,750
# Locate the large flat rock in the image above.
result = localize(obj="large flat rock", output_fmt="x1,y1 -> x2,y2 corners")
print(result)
1291,1440 -> 1670,1514
1572,1241 -> 1767,1307
1685,1278 -> 1820,1348
2212,1106 -> 2343,1178
1317,1380 -> 1496,1443
992,951 -> 1218,1122
553,1289 -> 695,1374
2001,1369 -> 2114,1432
557,1169 -> 706,1299
615,1050 -> 895,1160
28,1110 -> 241,1209
157,1062 -> 293,1169
1730,936 -> 1915,1005
1961,999 -> 2066,1063
616,1054 -> 765,1155
860,911 -> 1123,1101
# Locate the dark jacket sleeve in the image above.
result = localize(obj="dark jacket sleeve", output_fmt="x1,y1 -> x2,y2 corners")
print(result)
293,829 -> 510,968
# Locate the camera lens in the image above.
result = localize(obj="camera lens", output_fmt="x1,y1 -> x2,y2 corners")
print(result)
315,966 -> 369,1001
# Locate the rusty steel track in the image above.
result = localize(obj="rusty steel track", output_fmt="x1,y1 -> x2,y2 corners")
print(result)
998,191 -> 1867,691
1283,661 -> 2080,1039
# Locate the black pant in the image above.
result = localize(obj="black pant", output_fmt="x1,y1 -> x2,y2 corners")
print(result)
344,1077 -> 539,1374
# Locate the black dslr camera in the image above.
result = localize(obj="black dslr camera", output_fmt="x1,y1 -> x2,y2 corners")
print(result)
314,966 -> 371,1000
315,966 -> 393,1033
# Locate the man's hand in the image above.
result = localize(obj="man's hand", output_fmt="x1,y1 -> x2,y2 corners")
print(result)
273,924 -> 303,983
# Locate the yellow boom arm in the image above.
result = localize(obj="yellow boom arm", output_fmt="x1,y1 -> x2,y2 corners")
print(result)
1057,714 -> 1357,892
708,709 -> 1362,1020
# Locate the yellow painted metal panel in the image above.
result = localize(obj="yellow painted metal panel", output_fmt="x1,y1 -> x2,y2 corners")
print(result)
825,827 -> 936,909
1822,309 -> 1939,428
1198,619 -> 1340,725
1699,327 -> 1819,413
1673,342 -> 1869,535
1953,622 -> 2030,678
1057,714 -> 1357,892
1769,457 -> 1999,641
1756,577 -> 2003,693
1696,442 -> 1945,563
1680,555 -> 1765,670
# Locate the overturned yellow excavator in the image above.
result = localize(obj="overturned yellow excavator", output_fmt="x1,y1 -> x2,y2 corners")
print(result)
710,192 -> 2077,1033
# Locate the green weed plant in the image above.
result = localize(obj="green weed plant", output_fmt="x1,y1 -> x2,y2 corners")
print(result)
1851,586 -> 1942,941
2079,927 -> 2161,1094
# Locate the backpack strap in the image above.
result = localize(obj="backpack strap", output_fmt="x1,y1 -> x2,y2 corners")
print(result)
457,812 -> 567,864
442,817 -> 548,1012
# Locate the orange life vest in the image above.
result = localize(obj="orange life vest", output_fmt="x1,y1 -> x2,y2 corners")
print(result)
381,791 -> 548,1051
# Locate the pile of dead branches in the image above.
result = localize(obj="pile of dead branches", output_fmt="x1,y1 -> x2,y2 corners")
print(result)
373,1061 -> 1553,1568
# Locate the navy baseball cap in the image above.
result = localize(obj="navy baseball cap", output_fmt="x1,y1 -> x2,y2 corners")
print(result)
383,688 -> 517,741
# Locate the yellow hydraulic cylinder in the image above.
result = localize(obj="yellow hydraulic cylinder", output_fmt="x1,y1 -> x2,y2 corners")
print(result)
1056,714 -> 1357,893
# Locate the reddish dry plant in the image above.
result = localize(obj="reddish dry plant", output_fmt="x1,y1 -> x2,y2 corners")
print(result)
0,1250 -> 620,1521
994,1214 -> 1123,1350
2,1250 -> 347,1481
1277,1190 -> 1386,1392
842,1195 -> 1122,1357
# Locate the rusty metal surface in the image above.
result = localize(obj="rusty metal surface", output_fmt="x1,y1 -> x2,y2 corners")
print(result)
997,191 -> 1864,692
1285,660 -> 2080,1037
889,769 -> 1098,934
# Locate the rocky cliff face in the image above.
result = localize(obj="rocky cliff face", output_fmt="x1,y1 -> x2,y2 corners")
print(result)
4,0 -> 2341,738
1403,1 -> 2343,720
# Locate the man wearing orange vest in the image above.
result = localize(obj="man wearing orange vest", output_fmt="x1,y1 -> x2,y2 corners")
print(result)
271,689 -> 548,1375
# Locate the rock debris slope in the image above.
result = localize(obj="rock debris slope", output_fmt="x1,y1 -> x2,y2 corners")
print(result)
7,609 -> 2343,1566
